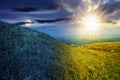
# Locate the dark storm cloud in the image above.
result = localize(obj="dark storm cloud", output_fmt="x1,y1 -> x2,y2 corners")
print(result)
13,4 -> 65,12
46,4 -> 64,10
35,17 -> 71,23
13,7 -> 38,12
13,17 -> 71,25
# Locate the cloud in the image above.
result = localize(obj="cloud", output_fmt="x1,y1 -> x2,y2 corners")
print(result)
71,0 -> 120,24
97,1 -> 120,23
13,22 -> 34,25
98,1 -> 120,14
13,7 -> 37,12
35,18 -> 71,23
13,17 -> 72,25
13,3 -> 71,12
46,4 -> 64,10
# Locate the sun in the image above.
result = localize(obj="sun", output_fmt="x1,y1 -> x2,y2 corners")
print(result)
83,14 -> 100,31
24,19 -> 32,26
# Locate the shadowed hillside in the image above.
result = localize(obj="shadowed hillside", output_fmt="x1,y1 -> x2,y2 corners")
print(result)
0,21 -> 71,80
0,21 -> 120,80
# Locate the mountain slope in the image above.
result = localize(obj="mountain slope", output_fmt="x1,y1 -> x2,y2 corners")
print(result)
0,21 -> 71,80
0,21 -> 120,80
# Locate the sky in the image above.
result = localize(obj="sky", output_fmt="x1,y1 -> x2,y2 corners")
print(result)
0,0 -> 120,39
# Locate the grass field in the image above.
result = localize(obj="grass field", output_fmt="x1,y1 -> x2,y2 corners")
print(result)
56,42 -> 120,80
83,42 -> 120,53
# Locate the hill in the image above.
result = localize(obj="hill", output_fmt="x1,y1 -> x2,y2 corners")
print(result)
0,21 -> 70,80
0,21 -> 120,80
83,42 -> 120,53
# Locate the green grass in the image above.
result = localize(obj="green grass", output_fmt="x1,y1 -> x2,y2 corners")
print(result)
56,42 -> 120,80
83,42 -> 120,53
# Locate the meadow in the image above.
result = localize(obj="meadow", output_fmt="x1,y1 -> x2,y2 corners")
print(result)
55,42 -> 120,80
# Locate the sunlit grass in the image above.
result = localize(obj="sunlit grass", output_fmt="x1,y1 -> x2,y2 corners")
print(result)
56,42 -> 120,80
83,42 -> 120,53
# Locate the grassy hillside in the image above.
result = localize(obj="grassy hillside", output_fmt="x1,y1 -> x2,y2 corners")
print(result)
0,21 -> 120,80
66,43 -> 120,80
83,42 -> 120,53
0,21 -> 70,80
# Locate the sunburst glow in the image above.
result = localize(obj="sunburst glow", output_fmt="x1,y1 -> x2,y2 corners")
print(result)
25,19 -> 32,26
83,14 -> 100,31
